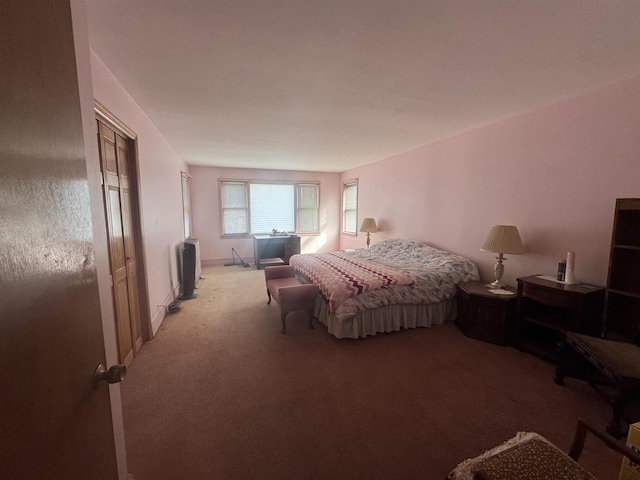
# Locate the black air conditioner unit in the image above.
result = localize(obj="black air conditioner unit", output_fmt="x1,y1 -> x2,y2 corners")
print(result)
179,238 -> 200,300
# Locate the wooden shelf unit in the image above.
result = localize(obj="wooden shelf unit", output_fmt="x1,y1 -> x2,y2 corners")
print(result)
603,198 -> 640,340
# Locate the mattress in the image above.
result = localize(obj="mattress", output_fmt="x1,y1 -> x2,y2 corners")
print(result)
290,238 -> 479,338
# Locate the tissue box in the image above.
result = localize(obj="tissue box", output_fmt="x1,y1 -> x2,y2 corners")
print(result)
620,422 -> 640,480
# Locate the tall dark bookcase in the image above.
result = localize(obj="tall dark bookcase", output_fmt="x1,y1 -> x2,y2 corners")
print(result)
603,198 -> 640,340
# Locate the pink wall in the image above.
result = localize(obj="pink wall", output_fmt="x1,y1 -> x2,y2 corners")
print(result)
341,76 -> 640,288
90,52 -> 190,334
189,166 -> 341,264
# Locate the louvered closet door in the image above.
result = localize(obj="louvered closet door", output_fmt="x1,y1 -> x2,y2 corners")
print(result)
116,133 -> 143,355
97,119 -> 142,365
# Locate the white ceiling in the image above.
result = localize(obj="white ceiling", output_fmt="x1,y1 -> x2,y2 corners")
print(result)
85,1 -> 640,173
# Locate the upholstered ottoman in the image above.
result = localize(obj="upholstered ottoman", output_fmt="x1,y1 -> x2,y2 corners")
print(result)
264,265 -> 319,334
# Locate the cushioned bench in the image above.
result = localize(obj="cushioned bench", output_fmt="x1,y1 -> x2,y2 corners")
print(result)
264,265 -> 319,334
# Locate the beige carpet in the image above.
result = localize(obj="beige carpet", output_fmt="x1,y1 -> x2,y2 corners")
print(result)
121,266 -> 623,479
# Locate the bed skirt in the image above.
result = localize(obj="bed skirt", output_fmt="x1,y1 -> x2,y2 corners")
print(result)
315,297 -> 457,339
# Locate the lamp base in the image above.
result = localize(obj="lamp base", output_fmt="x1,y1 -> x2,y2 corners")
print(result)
485,255 -> 506,289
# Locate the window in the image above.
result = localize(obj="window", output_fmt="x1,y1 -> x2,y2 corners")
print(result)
221,181 -> 248,235
297,183 -> 319,234
220,180 -> 319,236
181,172 -> 192,239
250,183 -> 295,233
342,180 -> 358,234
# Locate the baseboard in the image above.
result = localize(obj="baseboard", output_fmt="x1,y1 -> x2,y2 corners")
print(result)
151,283 -> 181,336
202,258 -> 238,267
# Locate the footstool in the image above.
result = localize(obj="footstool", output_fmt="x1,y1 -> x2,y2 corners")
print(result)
264,265 -> 319,334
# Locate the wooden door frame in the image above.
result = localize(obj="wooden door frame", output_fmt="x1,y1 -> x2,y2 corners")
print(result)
95,100 -> 153,343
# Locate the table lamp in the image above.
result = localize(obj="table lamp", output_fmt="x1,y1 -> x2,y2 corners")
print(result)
359,218 -> 378,248
481,225 -> 524,288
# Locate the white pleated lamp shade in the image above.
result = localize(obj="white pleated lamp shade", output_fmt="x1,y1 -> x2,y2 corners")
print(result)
359,218 -> 378,234
481,225 -> 524,254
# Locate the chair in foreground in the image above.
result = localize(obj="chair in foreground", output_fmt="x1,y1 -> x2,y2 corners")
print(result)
447,418 -> 640,480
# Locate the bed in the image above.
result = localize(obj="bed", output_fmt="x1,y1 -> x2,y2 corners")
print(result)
289,238 -> 480,339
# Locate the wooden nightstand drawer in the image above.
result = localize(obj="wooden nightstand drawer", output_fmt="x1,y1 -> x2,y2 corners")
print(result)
521,283 -> 568,307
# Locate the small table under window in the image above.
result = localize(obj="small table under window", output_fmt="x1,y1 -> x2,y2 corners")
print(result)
253,235 -> 300,269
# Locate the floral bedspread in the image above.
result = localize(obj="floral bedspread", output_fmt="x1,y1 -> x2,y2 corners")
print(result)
290,239 -> 480,322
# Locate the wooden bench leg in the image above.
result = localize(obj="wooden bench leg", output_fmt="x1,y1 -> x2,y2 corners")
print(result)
267,289 -> 272,304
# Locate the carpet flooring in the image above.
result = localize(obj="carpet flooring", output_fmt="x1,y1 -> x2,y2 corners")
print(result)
121,266 -> 623,479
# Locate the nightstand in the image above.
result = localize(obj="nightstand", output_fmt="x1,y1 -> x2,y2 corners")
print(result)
515,275 -> 605,361
456,281 -> 517,346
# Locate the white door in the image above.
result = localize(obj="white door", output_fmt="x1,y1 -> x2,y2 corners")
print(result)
0,1 -> 120,478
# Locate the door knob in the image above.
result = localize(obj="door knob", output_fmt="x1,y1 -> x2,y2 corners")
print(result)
93,363 -> 126,388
